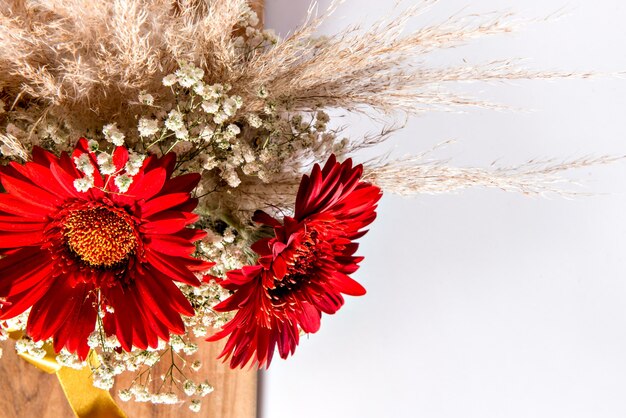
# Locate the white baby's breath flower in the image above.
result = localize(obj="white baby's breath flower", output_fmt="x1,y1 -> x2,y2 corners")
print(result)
87,140 -> 99,152
175,127 -> 189,140
199,126 -> 214,141
170,336 -> 185,352
74,153 -> 94,175
114,174 -> 132,193
182,343 -> 198,355
138,91 -> 154,106
102,123 -> 125,146
176,63 -> 204,88
197,382 -> 214,396
193,82 -> 207,96
257,85 -> 268,99
183,380 -> 197,396
191,360 -> 202,372
201,101 -> 219,114
247,114 -> 262,128
213,113 -> 228,125
165,110 -> 184,132
138,118 -> 160,137
87,331 -> 101,348
221,98 -> 238,116
125,150 -> 146,176
222,168 -> 241,188
97,152 -> 116,175
189,400 -> 202,413
226,124 -> 240,137
119,390 -> 132,402
74,176 -> 94,193
162,74 -> 177,86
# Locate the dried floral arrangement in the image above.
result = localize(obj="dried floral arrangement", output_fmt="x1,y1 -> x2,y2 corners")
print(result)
0,0 -> 616,415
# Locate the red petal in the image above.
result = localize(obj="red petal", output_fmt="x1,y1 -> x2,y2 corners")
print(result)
298,302 -> 321,333
0,194 -> 49,219
144,250 -> 200,285
141,193 -> 192,218
0,172 -> 61,209
0,230 -> 44,247
333,272 -> 366,296
112,147 -> 129,171
127,167 -> 166,200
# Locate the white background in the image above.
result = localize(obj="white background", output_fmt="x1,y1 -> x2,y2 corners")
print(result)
262,1 -> 626,417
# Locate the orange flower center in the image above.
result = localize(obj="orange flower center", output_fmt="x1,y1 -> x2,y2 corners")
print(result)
64,207 -> 136,267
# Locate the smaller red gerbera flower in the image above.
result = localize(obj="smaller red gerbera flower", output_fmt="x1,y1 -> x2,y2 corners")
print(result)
0,139 -> 212,359
208,155 -> 382,368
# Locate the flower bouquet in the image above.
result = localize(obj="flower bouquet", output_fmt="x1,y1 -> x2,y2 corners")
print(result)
0,0 -> 616,416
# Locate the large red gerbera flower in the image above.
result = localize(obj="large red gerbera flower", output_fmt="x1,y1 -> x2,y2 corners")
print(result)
0,138 -> 212,359
208,155 -> 382,368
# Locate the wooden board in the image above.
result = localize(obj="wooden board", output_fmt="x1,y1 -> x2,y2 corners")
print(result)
111,336 -> 257,418
0,336 -> 257,418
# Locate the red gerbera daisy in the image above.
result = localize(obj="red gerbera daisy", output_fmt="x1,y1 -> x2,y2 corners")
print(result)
208,155 -> 382,368
0,138 -> 212,359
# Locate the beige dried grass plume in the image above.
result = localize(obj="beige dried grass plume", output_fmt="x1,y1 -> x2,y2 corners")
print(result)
0,0 -> 615,198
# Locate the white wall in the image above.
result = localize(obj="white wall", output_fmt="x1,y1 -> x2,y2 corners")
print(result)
262,1 -> 626,417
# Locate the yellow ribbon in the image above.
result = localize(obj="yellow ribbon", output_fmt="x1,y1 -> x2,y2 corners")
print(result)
9,330 -> 127,418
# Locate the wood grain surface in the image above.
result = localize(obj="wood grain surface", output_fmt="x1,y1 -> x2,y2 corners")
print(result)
111,336 -> 257,418
0,335 -> 257,418
0,1 -> 263,417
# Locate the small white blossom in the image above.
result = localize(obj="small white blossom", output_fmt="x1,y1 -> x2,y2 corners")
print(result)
226,124 -> 240,137
247,114 -> 262,128
87,140 -> 99,152
257,85 -> 268,99
125,150 -> 146,176
114,174 -> 132,193
74,153 -> 95,175
199,126 -> 214,141
138,118 -> 160,137
119,390 -> 132,402
87,331 -> 101,348
183,343 -> 198,355
213,112 -> 228,125
74,176 -> 94,193
191,360 -> 202,372
201,101 -> 220,114
175,63 -> 204,88
102,123 -> 125,146
130,385 -> 151,403
152,392 -> 178,404
175,127 -> 189,140
138,91 -> 154,106
165,110 -> 184,132
222,168 -> 241,188
170,336 -> 185,352
189,400 -> 201,413
221,98 -> 238,117
223,228 -> 236,243
193,82 -> 207,96
162,74 -> 177,87
200,155 -> 218,171
183,380 -> 197,396
97,153 -> 116,175
197,382 -> 214,396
